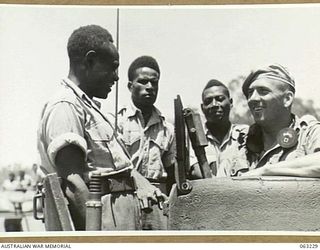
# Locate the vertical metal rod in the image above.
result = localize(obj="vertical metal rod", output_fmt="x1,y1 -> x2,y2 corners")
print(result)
114,8 -> 120,136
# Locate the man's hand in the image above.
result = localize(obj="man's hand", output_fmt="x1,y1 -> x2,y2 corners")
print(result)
188,163 -> 203,180
240,152 -> 320,178
240,167 -> 265,177
131,169 -> 168,212
135,186 -> 167,211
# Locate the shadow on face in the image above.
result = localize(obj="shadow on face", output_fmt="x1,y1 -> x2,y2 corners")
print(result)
82,45 -> 119,99
201,85 -> 232,125
128,67 -> 159,109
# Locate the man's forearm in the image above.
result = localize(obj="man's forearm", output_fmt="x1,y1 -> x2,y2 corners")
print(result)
260,152 -> 320,177
55,144 -> 89,229
130,168 -> 167,210
131,168 -> 152,189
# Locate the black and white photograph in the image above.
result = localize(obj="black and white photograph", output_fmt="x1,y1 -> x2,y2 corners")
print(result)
2,3 -> 320,235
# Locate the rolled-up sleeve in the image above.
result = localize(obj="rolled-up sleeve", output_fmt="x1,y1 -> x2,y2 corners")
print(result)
44,102 -> 87,166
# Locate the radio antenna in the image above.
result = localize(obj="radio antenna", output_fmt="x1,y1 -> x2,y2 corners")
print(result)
114,8 -> 120,135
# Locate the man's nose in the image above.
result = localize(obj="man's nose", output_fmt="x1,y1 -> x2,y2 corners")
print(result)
209,99 -> 219,107
248,89 -> 260,102
145,81 -> 153,89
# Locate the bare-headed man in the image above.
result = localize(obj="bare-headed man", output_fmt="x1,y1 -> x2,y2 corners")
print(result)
38,25 -> 165,230
190,79 -> 249,178
118,56 -> 175,230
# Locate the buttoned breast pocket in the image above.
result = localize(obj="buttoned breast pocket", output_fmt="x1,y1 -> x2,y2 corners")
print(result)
150,128 -> 170,152
85,122 -> 115,168
123,129 -> 141,147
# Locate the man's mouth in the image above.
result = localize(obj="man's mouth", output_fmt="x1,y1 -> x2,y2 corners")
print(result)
252,106 -> 264,115
106,82 -> 114,91
208,109 -> 223,116
144,93 -> 154,98
254,106 -> 263,111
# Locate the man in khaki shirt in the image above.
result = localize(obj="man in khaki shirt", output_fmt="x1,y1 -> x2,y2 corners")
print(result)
118,56 -> 175,229
190,79 -> 248,178
241,64 -> 320,177
38,26 -> 165,230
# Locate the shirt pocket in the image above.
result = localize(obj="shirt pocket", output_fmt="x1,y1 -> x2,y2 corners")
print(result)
85,122 -> 115,169
150,129 -> 169,152
123,129 -> 141,147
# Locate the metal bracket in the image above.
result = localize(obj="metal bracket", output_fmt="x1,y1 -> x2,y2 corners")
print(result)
33,183 -> 45,222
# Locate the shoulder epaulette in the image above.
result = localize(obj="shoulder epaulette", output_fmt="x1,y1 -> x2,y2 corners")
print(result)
299,114 -> 320,127
117,107 -> 127,116
234,124 -> 250,133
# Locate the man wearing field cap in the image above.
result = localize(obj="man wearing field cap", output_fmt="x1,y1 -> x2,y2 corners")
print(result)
241,64 -> 320,177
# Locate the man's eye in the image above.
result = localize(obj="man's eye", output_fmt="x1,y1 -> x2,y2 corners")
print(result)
204,99 -> 212,105
259,88 -> 270,95
217,96 -> 225,102
138,80 -> 149,85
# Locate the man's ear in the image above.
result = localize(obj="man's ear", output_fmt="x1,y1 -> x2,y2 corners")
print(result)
230,97 -> 233,108
84,50 -> 97,69
283,91 -> 294,108
128,81 -> 133,91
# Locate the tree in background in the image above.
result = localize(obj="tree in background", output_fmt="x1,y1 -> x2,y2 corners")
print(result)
227,75 -> 320,125
228,76 -> 254,125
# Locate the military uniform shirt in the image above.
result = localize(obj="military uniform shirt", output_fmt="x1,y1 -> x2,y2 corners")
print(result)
37,78 -> 132,179
190,123 -> 249,177
246,114 -> 320,169
117,104 -> 175,180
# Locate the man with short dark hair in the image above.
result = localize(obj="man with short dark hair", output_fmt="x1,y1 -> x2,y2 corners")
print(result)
241,64 -> 320,177
117,55 -> 175,230
38,25 -> 165,230
190,79 -> 248,178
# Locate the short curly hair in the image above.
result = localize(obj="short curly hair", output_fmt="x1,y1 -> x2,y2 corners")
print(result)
202,79 -> 230,99
67,25 -> 114,64
128,56 -> 160,81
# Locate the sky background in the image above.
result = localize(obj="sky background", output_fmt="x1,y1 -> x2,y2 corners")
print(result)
1,4 -> 320,168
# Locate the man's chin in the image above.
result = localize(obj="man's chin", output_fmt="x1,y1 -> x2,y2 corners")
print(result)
94,92 -> 109,99
207,115 -> 224,123
207,118 -> 227,125
254,117 -> 266,126
142,99 -> 156,107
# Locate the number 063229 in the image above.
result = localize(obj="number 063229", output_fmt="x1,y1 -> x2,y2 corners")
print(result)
300,244 -> 318,248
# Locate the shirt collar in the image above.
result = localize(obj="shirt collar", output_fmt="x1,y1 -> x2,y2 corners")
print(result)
127,101 -> 164,120
62,78 -> 102,110
205,123 -> 236,146
292,115 -> 302,131
246,114 -> 299,154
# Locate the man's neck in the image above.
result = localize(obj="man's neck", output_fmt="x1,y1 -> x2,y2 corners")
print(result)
261,114 -> 292,151
68,71 -> 93,99
133,102 -> 153,127
207,120 -> 231,144
68,71 -> 80,86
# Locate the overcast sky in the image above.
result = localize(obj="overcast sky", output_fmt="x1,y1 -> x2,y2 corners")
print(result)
1,4 -> 320,168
